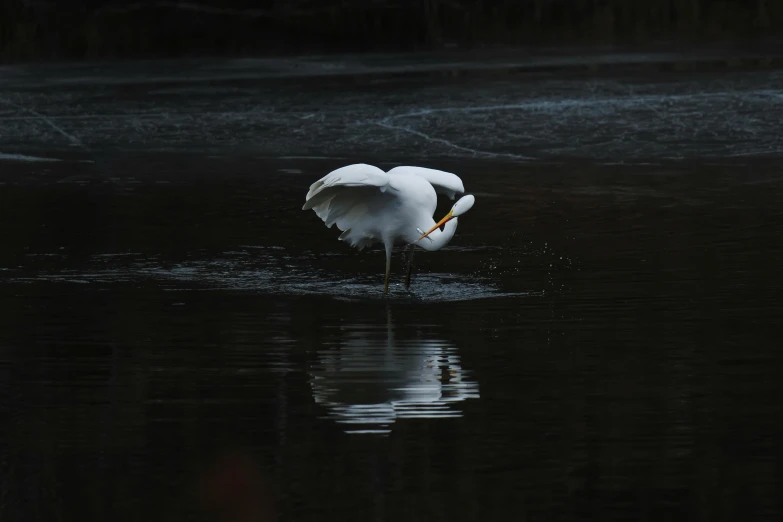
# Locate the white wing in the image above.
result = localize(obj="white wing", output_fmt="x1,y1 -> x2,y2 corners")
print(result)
386,166 -> 465,200
302,163 -> 391,250
304,163 -> 389,205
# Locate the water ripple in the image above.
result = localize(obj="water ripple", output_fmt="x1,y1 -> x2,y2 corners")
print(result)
3,249 -> 532,303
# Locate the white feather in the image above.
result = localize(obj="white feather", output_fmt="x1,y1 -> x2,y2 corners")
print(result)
386,166 -> 464,200
303,163 -> 389,205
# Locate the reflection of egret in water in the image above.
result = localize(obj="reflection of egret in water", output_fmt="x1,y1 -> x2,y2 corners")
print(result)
309,308 -> 479,434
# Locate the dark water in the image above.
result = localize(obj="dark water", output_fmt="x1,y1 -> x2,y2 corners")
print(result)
2,59 -> 783,521
2,156 -> 783,521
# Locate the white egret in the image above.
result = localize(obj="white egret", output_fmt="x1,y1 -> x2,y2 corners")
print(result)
302,163 -> 476,293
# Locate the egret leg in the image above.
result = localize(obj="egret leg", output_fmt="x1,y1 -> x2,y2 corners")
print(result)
383,243 -> 392,294
404,244 -> 415,289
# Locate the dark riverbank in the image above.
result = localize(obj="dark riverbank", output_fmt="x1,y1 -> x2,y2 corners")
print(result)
2,0 -> 783,62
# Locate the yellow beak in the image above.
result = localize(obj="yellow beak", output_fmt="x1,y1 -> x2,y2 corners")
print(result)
418,210 -> 454,240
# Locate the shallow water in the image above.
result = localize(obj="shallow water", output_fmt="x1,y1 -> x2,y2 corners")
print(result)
1,60 -> 782,162
2,60 -> 783,521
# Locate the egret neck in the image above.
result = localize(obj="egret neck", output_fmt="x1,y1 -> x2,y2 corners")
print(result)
415,217 -> 458,251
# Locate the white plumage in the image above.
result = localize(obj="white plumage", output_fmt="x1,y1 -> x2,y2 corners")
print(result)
302,163 -> 476,293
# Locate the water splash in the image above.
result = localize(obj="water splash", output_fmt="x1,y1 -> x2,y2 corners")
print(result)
4,248 -> 531,303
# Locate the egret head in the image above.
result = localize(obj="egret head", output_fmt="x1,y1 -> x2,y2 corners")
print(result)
451,194 -> 475,216
418,195 -> 475,240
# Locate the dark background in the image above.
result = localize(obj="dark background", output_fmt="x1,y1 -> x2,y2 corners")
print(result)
2,0 -> 783,61
3,2 -> 783,522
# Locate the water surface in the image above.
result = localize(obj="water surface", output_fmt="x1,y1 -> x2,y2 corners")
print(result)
2,61 -> 783,521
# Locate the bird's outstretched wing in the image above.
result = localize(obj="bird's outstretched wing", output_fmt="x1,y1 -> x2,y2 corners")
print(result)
302,164 -> 391,249
386,166 -> 465,200
303,163 -> 390,206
